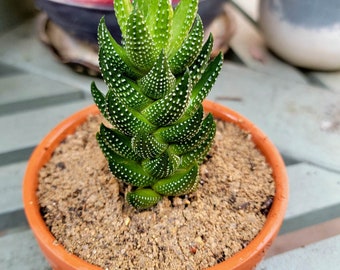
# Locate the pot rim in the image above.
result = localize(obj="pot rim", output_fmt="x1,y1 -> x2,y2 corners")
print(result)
23,100 -> 288,270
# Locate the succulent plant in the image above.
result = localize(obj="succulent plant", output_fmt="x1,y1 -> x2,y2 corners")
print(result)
91,0 -> 223,209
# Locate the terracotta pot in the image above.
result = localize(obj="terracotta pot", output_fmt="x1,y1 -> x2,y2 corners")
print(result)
23,100 -> 288,270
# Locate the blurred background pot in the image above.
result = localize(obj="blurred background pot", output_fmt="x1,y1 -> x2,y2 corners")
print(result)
35,0 -> 234,75
259,0 -> 340,71
35,0 -> 121,43
35,0 -> 226,45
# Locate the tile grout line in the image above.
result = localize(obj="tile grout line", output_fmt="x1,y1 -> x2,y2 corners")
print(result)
265,217 -> 340,258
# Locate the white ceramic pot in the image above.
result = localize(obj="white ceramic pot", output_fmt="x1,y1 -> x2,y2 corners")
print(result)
259,0 -> 340,70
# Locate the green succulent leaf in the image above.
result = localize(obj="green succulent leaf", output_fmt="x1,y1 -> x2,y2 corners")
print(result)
134,0 -> 173,51
127,188 -> 162,210
155,105 -> 203,143
99,49 -> 152,111
97,124 -> 140,161
169,15 -> 203,75
125,9 -> 158,71
113,0 -> 133,37
97,132 -> 156,187
171,113 -> 215,155
132,0 -> 149,17
108,156 -> 156,187
98,17 -> 141,78
138,50 -> 176,99
180,118 -> 216,168
107,91 -> 155,136
142,70 -> 192,126
150,0 -> 173,50
185,52 -> 223,118
142,151 -> 180,178
153,163 -> 199,196
131,133 -> 168,159
91,82 -> 110,121
189,33 -> 213,85
167,0 -> 199,58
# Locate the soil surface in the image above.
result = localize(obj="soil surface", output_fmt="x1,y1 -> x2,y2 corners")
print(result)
38,115 -> 275,270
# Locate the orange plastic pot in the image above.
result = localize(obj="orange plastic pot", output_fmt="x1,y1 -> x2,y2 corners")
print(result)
23,100 -> 288,270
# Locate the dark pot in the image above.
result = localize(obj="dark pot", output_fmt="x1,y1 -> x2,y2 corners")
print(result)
35,0 -> 226,44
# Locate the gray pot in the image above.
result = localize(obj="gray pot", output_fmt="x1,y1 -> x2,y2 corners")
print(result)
259,0 -> 340,70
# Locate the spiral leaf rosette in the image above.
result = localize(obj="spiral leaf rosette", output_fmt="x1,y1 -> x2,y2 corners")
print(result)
91,0 -> 223,209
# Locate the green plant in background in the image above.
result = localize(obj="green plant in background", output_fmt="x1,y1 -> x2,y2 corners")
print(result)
91,0 -> 223,209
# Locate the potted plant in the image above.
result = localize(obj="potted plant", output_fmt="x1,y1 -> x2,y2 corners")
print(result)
23,0 -> 288,269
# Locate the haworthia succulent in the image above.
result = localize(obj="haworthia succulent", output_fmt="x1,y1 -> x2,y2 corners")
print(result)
125,9 -> 158,71
184,53 -> 223,118
98,17 -> 141,79
170,113 -> 215,155
131,133 -> 168,159
155,105 -> 204,143
97,135 -> 156,187
152,164 -> 199,196
149,0 -> 173,51
99,50 -> 151,111
167,0 -> 198,58
98,124 -> 141,161
92,0 -> 222,209
114,0 -> 133,38
108,155 -> 157,187
127,189 -> 162,210
138,50 -> 176,99
143,150 -> 180,179
189,34 -> 214,85
91,82 -> 109,120
106,91 -> 155,136
134,0 -> 173,51
180,120 -> 216,168
169,15 -> 204,75
142,71 -> 192,126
